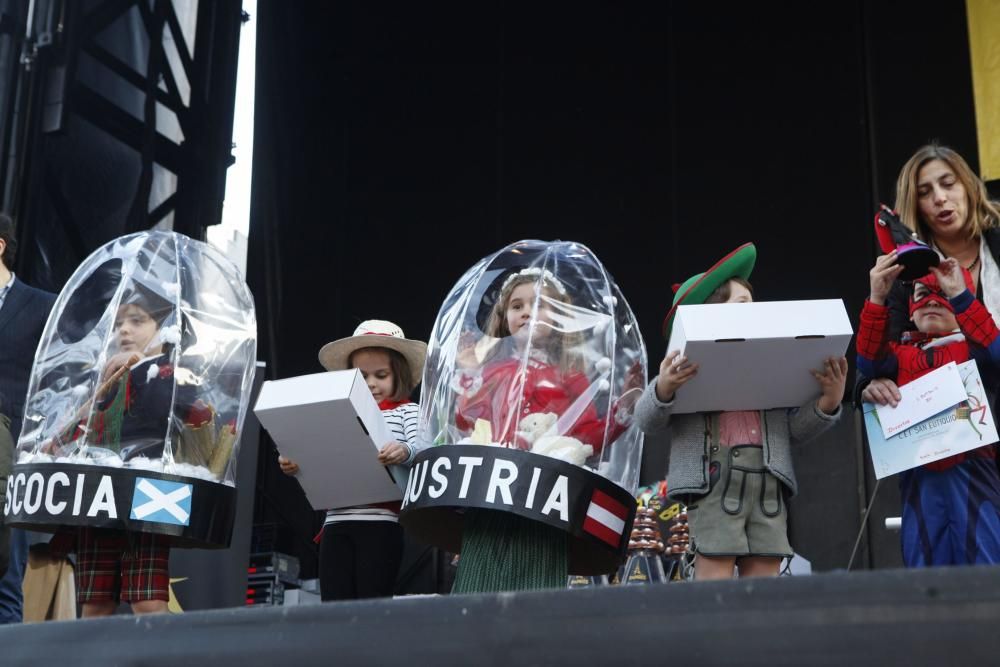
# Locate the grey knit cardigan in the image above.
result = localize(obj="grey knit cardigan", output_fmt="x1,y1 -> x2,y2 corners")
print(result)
634,378 -> 841,500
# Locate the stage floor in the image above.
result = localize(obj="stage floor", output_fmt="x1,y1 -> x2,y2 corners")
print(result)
3,565 -> 999,665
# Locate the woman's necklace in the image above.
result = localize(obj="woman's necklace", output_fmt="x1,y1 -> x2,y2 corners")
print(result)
935,235 -> 980,271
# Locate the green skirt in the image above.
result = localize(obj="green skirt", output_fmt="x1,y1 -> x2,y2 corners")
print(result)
451,509 -> 567,593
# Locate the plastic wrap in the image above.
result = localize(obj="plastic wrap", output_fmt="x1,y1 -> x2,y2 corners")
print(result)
16,231 -> 256,487
418,239 -> 646,493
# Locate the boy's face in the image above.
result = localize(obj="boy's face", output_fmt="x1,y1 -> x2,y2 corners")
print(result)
911,282 -> 959,334
724,280 -> 753,304
115,303 -> 161,355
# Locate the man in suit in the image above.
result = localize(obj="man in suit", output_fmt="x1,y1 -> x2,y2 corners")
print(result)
0,214 -> 56,623
0,399 -> 12,580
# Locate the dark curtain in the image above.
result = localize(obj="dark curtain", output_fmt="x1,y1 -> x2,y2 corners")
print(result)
247,0 -> 978,572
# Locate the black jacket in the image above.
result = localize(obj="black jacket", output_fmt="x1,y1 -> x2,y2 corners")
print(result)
0,279 -> 56,440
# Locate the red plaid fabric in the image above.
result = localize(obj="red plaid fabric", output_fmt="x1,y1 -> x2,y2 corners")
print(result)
76,528 -> 170,603
857,300 -> 892,361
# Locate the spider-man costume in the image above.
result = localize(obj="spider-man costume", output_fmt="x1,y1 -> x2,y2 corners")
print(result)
857,272 -> 1000,566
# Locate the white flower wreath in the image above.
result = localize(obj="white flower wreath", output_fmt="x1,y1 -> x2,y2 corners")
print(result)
499,267 -> 568,296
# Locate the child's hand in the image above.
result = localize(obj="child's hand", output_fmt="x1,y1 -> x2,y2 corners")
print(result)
40,437 -> 58,456
377,441 -> 410,466
655,350 -> 698,403
623,360 -> 645,392
615,361 -> 647,413
812,356 -> 848,415
103,351 -> 135,378
861,377 -> 901,407
869,251 -> 903,305
277,455 -> 299,476
929,257 -> 966,297
455,330 -> 481,369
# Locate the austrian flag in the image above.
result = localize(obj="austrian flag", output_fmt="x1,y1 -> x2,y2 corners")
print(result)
583,489 -> 628,548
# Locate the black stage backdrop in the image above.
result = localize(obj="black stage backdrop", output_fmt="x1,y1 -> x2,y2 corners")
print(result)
247,1 -> 979,573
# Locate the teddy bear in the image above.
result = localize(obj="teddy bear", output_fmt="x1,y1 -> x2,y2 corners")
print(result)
517,411 -> 594,466
457,411 -> 594,466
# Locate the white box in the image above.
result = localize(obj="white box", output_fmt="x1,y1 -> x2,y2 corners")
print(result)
253,369 -> 404,509
665,299 -> 853,414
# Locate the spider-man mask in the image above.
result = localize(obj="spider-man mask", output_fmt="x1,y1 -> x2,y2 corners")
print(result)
908,269 -> 975,317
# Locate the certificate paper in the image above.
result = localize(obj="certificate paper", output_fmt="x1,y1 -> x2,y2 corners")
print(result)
864,360 -> 999,479
874,362 -> 968,439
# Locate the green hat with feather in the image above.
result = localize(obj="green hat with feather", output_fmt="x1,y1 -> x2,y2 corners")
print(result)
661,242 -> 757,338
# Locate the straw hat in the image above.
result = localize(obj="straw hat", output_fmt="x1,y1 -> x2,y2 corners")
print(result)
317,319 -> 427,377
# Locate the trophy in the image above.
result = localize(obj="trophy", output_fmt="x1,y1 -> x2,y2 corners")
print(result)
621,507 -> 667,584
567,572 -> 609,588
663,506 -> 691,581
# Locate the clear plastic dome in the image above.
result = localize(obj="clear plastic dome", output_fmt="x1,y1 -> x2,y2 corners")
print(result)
16,231 -> 257,486
418,239 -> 646,492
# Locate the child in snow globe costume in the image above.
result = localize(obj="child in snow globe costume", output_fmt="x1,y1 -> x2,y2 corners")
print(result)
5,232 -> 255,614
401,240 -> 646,592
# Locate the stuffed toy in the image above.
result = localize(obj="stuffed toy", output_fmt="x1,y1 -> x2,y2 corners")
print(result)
530,435 -> 593,466
515,411 -> 594,464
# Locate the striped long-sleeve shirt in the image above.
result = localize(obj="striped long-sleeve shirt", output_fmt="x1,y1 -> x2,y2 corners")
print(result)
324,401 -> 421,524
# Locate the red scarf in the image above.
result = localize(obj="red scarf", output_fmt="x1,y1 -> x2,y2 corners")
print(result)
378,398 -> 411,411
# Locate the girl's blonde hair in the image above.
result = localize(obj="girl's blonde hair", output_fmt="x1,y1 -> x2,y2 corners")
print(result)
895,144 -> 1000,242
481,273 -> 585,371
349,347 -> 414,402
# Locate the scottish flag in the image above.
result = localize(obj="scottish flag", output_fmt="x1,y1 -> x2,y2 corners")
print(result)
130,477 -> 193,526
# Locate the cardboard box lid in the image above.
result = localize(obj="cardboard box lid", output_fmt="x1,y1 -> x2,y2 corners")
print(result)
253,369 -> 402,509
672,299 -> 853,341
665,299 -> 853,414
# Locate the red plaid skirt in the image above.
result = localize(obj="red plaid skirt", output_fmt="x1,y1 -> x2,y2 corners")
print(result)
75,528 -> 171,603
